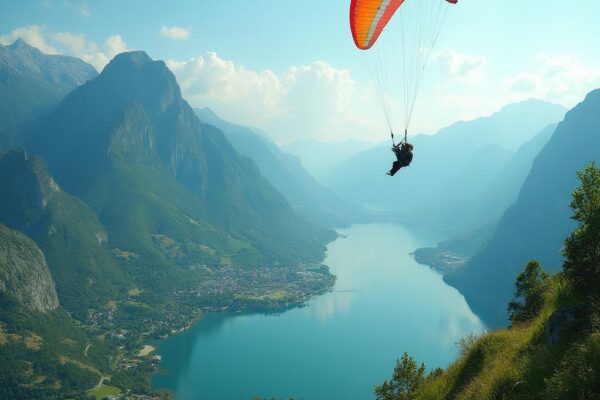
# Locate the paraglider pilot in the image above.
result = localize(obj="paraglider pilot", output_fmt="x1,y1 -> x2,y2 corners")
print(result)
387,133 -> 413,176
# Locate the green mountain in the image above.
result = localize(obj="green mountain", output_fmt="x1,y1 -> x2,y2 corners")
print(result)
0,39 -> 97,148
27,51 -> 332,271
323,100 -> 566,233
194,107 -> 364,226
0,150 -> 127,318
447,89 -> 600,327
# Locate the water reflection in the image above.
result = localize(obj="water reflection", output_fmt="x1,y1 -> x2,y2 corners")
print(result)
310,291 -> 355,320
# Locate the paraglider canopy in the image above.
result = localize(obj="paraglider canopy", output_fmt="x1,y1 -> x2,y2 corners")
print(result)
350,0 -> 458,50
350,0 -> 458,136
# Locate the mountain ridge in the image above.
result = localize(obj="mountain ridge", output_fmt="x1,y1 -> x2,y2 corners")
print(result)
447,89 -> 600,326
194,107 -> 365,227
27,50 -> 333,270
0,39 -> 97,148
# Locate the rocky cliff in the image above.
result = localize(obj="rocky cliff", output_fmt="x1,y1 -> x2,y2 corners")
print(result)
0,224 -> 59,313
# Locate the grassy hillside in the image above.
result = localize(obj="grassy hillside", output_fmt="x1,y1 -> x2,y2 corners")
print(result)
418,276 -> 590,400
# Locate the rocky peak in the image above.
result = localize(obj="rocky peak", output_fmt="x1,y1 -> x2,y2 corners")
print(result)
94,51 -> 181,115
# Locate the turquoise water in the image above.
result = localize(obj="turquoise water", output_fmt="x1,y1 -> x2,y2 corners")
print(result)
152,224 -> 485,400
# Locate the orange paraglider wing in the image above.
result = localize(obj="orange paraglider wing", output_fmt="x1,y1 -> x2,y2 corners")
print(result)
350,0 -> 458,50
350,0 -> 406,50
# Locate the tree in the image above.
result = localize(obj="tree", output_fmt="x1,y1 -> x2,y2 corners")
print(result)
508,260 -> 549,323
563,162 -> 600,293
375,352 -> 426,400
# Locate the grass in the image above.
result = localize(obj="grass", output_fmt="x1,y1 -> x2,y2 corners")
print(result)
418,276 -> 582,400
89,383 -> 121,400
124,300 -> 152,310
127,287 -> 143,296
267,289 -> 288,301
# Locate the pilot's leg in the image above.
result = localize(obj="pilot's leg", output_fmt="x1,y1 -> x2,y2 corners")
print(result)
388,161 -> 401,176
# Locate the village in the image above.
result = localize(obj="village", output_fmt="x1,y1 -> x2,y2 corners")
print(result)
81,263 -> 335,398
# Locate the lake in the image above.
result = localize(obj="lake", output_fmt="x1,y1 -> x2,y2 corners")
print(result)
152,224 -> 485,399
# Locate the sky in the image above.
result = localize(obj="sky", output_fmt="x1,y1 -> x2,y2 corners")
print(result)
1,0 -> 600,145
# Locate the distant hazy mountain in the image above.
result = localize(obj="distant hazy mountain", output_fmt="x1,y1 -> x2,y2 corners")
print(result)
447,89 -> 600,326
0,223 -> 59,313
324,100 -> 567,232
0,39 -> 97,148
0,150 -> 126,317
27,51 -> 332,272
284,139 -> 376,182
413,124 -> 557,233
194,107 -> 364,226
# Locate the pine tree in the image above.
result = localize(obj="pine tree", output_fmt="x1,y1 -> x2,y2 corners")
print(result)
375,352 -> 426,400
508,260 -> 549,323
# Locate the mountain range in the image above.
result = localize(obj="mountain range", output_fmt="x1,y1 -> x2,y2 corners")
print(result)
447,89 -> 600,326
283,138 -> 376,182
194,107 -> 365,226
26,50 -> 333,269
321,100 -> 566,234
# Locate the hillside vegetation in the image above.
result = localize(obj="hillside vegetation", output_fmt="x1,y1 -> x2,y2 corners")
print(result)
377,163 -> 600,400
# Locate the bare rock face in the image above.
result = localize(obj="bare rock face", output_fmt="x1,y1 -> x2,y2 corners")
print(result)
0,224 -> 59,313
545,307 -> 580,346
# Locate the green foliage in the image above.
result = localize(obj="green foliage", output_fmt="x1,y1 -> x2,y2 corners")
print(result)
375,352 -> 426,400
456,333 -> 481,359
563,161 -> 600,294
508,260 -> 550,324
544,332 -> 600,399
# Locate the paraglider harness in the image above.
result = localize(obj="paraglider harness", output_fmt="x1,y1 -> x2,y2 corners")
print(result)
391,130 -> 408,149
391,130 -> 412,164
386,130 -> 413,176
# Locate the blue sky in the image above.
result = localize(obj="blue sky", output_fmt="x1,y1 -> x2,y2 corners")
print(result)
2,0 -> 600,144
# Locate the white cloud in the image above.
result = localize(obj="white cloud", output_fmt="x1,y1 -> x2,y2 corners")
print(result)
0,25 -> 59,54
53,32 -> 128,70
160,26 -> 191,40
167,53 -> 382,144
53,31 -> 97,54
435,49 -> 486,84
506,54 -> 600,107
